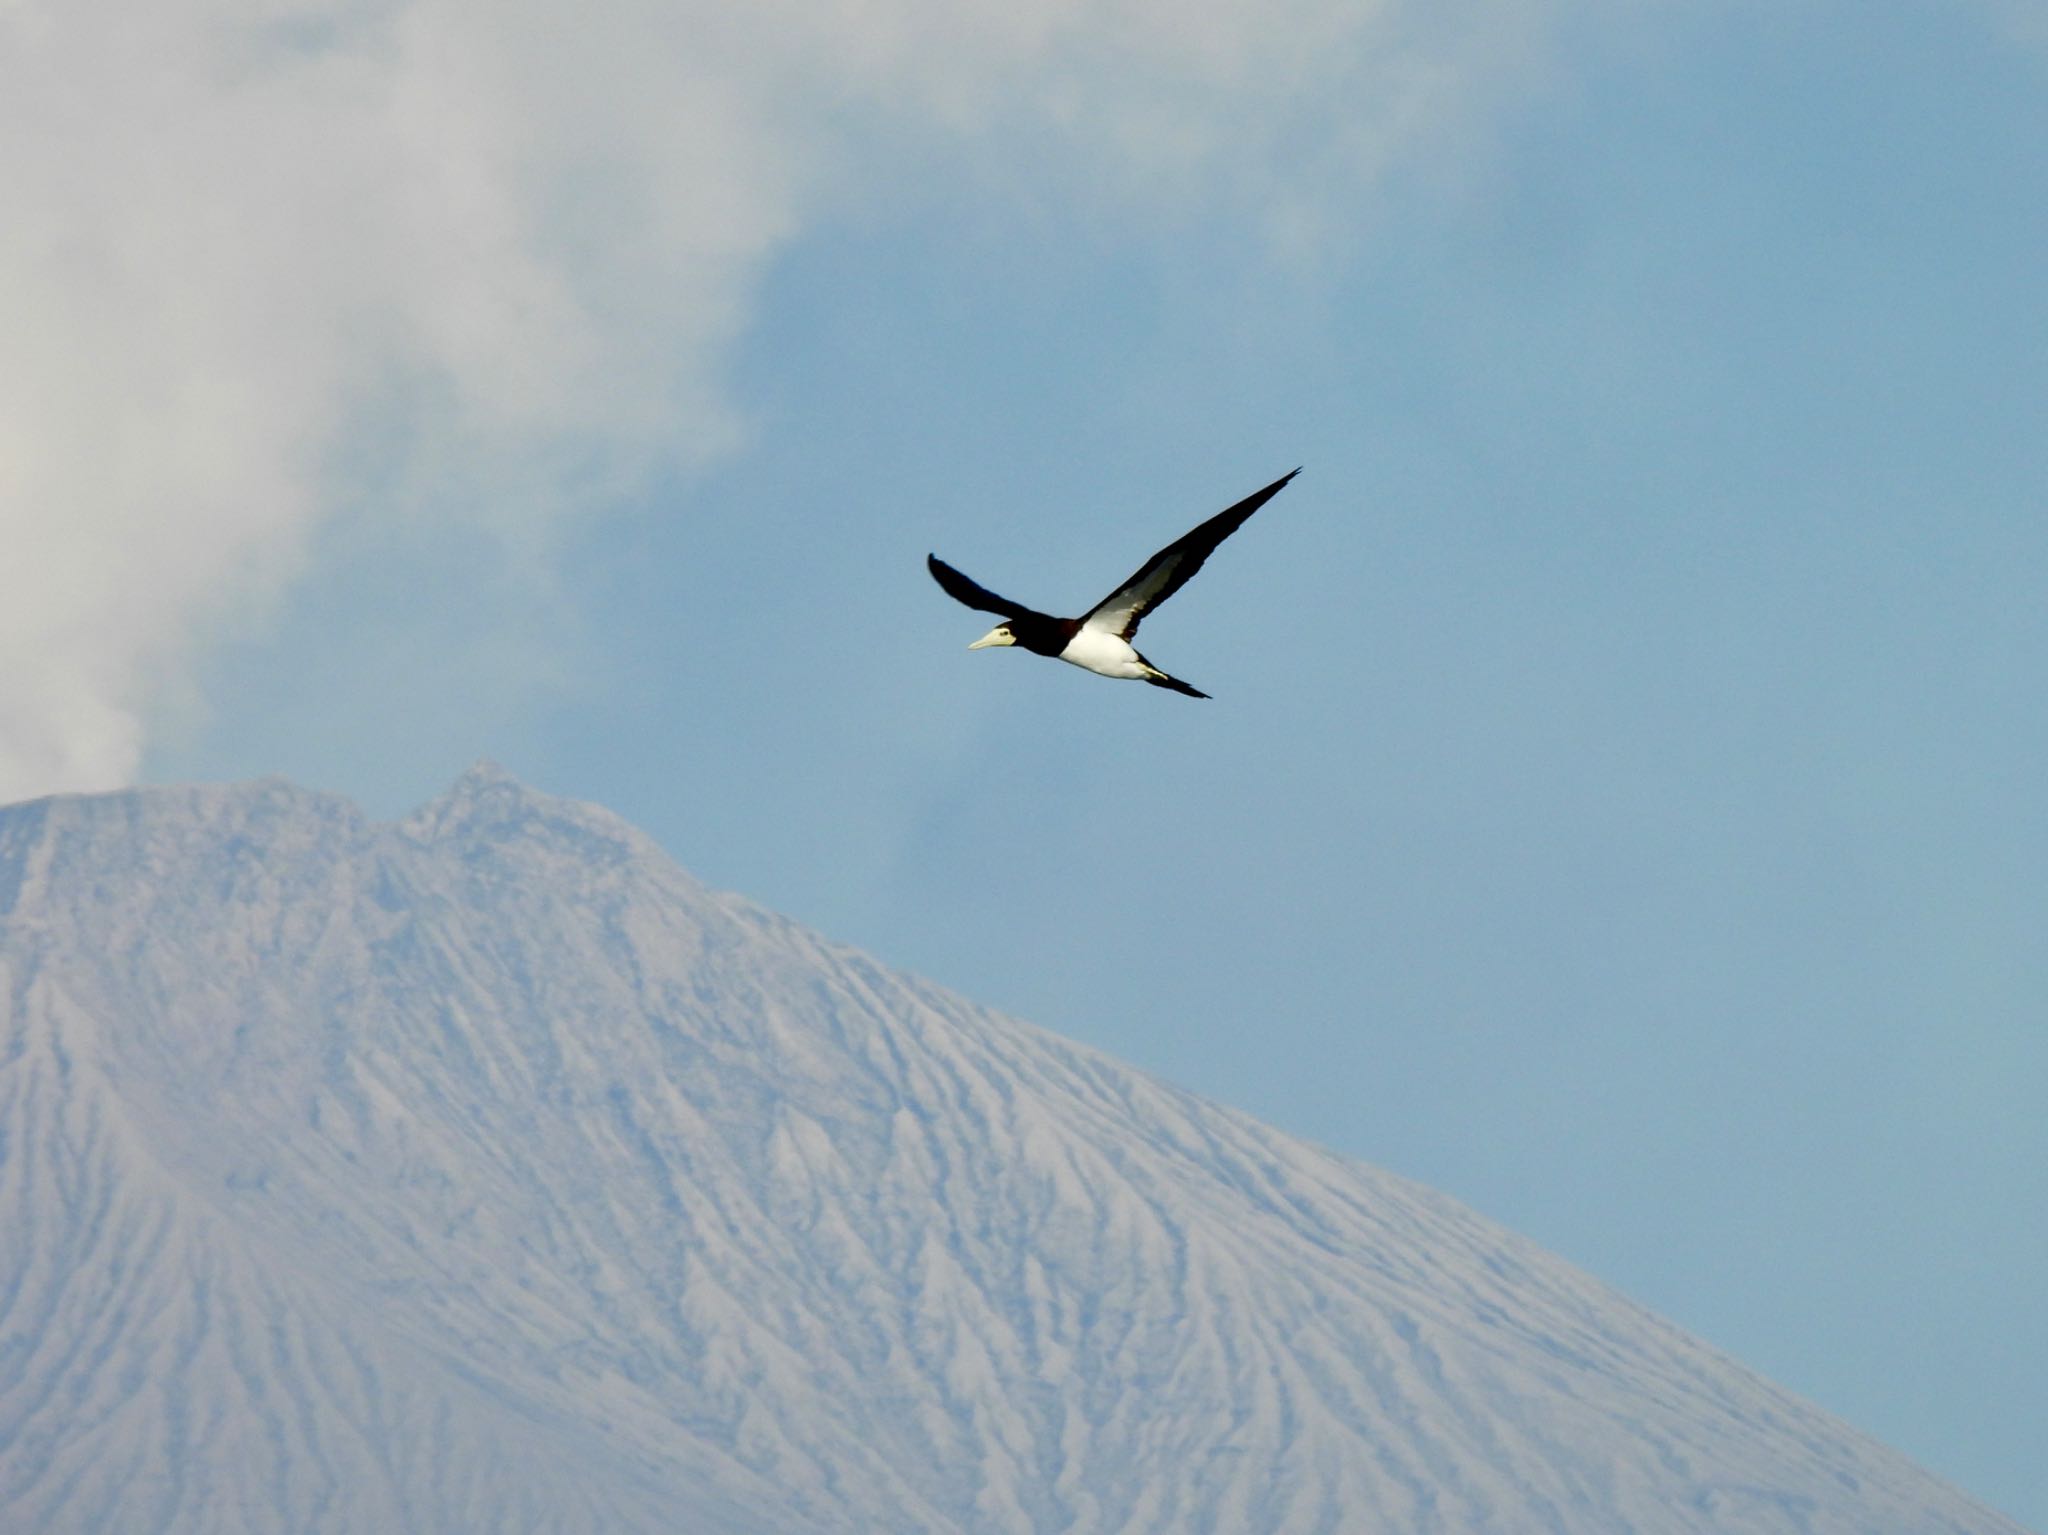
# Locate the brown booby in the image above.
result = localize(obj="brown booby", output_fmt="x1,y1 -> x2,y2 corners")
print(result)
927,469 -> 1297,699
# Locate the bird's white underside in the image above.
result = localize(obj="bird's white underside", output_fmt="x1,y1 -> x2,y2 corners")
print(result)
1060,624 -> 1152,680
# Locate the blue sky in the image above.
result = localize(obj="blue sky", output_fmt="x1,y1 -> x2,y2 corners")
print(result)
7,0 -> 2045,1524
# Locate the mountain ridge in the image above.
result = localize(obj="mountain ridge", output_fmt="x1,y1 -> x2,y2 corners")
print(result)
0,769 -> 2029,1534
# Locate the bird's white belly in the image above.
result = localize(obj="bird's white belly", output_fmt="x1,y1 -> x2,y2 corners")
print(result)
1057,626 -> 1149,680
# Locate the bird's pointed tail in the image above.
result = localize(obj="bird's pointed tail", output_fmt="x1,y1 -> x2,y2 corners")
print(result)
1143,670 -> 1209,700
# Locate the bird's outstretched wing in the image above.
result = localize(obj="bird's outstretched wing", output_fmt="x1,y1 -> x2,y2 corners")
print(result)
1081,468 -> 1298,640
927,554 -> 1044,620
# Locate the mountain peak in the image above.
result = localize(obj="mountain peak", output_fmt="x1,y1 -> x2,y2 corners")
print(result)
402,759 -> 639,852
425,757 -> 549,819
451,756 -> 523,793
0,774 -> 2025,1535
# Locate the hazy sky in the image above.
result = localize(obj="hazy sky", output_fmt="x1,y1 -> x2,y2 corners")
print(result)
8,0 -> 2046,1525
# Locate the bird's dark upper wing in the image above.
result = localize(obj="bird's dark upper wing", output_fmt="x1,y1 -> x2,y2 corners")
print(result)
927,554 -> 1045,620
1081,468 -> 1298,640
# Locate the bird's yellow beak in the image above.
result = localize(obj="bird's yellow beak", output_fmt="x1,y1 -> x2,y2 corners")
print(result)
968,628 -> 1014,650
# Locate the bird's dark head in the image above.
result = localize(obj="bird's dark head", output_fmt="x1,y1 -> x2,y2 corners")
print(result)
967,623 -> 1016,651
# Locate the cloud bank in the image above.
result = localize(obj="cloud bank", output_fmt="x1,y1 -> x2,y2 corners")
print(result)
0,0 -> 1553,801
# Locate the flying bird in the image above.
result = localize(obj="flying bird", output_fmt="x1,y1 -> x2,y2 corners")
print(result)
928,468 -> 1298,700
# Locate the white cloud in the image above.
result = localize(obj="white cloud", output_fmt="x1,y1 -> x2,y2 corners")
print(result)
0,0 -> 1564,802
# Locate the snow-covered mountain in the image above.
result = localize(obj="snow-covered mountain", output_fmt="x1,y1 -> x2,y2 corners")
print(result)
0,766 -> 2026,1534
